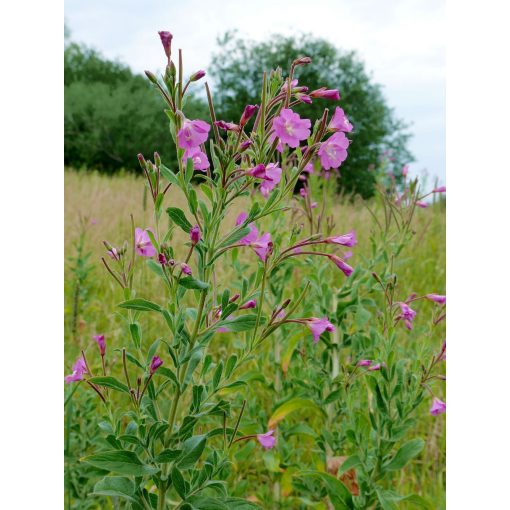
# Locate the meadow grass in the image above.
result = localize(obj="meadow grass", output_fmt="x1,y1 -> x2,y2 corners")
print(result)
64,169 -> 445,508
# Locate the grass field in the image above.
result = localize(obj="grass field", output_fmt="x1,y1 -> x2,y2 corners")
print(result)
64,169 -> 446,508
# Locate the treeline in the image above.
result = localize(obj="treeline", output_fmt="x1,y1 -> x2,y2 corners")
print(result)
64,31 -> 412,198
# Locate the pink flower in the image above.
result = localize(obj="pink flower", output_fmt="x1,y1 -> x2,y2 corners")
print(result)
311,202 -> 317,208
318,133 -> 349,170
181,263 -> 192,275
94,334 -> 106,356
135,228 -> 157,257
325,230 -> 357,247
177,119 -> 210,149
214,120 -> 239,132
239,299 -> 256,310
158,31 -> 173,58
329,107 -> 353,132
305,317 -> 335,343
150,355 -> 163,374
240,105 -> 259,126
310,88 -> 341,100
190,225 -> 201,245
272,108 -> 311,148
236,212 -> 248,226
402,165 -> 409,177
300,188 -> 308,197
239,140 -> 253,151
430,397 -> 446,416
357,359 -> 372,367
426,294 -> 446,305
182,146 -> 210,171
327,254 -> 354,277
248,164 -> 267,179
368,363 -> 383,371
158,253 -> 168,265
433,186 -> 446,193
251,232 -> 273,261
281,79 -> 298,92
107,247 -> 120,261
65,356 -> 87,384
416,201 -> 429,208
295,93 -> 312,104
259,163 -> 282,197
257,429 -> 276,450
239,223 -> 258,245
303,162 -> 314,174
398,302 -> 417,330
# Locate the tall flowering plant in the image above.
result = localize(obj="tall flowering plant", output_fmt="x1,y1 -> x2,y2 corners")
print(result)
64,31 -> 367,509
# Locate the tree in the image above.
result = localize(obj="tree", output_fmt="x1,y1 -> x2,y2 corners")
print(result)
210,32 -> 413,198
64,41 -> 208,173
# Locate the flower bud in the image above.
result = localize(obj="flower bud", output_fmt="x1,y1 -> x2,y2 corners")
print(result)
190,70 -> 206,82
239,299 -> 257,310
144,70 -> 158,85
158,253 -> 168,265
158,31 -> 173,59
239,139 -> 253,152
137,153 -> 147,170
293,56 -> 312,66
295,93 -> 312,104
214,120 -> 239,132
229,293 -> 240,303
310,88 -> 341,100
181,263 -> 192,275
433,186 -> 446,193
150,355 -> 163,374
94,334 -> 106,356
240,104 -> 259,127
154,152 -> 161,167
190,224 -> 201,245
402,164 -> 409,177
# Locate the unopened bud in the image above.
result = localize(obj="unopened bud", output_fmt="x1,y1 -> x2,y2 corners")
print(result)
190,224 -> 201,245
158,31 -> 173,59
281,299 -> 291,309
190,70 -> 206,82
154,152 -> 161,167
239,139 -> 253,152
229,293 -> 240,303
137,153 -> 147,169
144,70 -> 158,85
293,56 -> 312,67
239,105 -> 259,127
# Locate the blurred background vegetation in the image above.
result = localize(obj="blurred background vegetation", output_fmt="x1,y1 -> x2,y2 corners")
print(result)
64,26 -> 412,198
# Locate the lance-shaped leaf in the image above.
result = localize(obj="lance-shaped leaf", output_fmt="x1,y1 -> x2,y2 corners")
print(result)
383,439 -> 424,471
118,298 -> 162,312
88,376 -> 130,394
167,206 -> 193,233
177,434 -> 207,469
268,398 -> 321,429
82,450 -> 159,476
91,476 -> 139,503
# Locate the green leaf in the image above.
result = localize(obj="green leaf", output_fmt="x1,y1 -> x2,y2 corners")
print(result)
298,470 -> 352,509
129,322 -> 142,349
185,156 -> 194,184
119,298 -> 162,312
177,434 -> 207,469
91,476 -> 138,503
154,449 -> 182,463
167,206 -> 193,233
338,455 -> 362,475
179,276 -> 209,290
82,450 -> 159,476
268,398 -> 321,429
218,226 -> 252,249
160,163 -> 181,188
171,465 -> 187,499
88,376 -> 130,394
376,489 -> 399,510
216,314 -> 259,333
383,439 -> 425,471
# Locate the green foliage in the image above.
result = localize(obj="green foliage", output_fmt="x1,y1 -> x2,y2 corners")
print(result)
210,32 -> 413,198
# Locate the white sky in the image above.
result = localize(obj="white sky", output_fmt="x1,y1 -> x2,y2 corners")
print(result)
65,0 -> 445,184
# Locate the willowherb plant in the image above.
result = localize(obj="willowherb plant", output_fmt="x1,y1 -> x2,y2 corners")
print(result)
64,30 -> 445,509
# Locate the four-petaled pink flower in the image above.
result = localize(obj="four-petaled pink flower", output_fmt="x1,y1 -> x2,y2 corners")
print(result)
325,230 -> 357,247
318,132 -> 349,170
259,163 -> 282,197
65,356 -> 87,384
150,355 -> 163,374
135,228 -> 157,257
272,108 -> 311,148
183,146 -> 210,171
177,119 -> 210,149
190,225 -> 201,245
329,107 -> 353,132
429,397 -> 446,416
327,254 -> 354,277
310,88 -> 341,100
251,231 -> 273,261
305,317 -> 335,343
398,302 -> 417,330
94,334 -> 106,356
257,429 -> 276,450
426,294 -> 446,305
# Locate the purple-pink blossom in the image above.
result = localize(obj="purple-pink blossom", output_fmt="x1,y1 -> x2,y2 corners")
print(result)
257,429 -> 276,450
259,163 -> 282,197
416,201 -> 429,208
240,105 -> 259,127
150,355 -> 163,374
65,356 -> 87,384
251,232 -> 273,261
190,225 -> 201,245
158,31 -> 173,59
190,70 -> 206,82
357,359 -> 372,367
182,146 -> 210,171
426,294 -> 446,305
329,107 -> 353,132
305,317 -> 335,343
398,302 -> 417,330
318,132 -> 349,170
236,211 -> 248,226
239,300 -> 257,310
433,186 -> 446,193
177,119 -> 210,149
325,230 -> 357,247
214,120 -> 239,132
327,254 -> 354,277
135,228 -> 157,257
430,397 -> 446,416
181,263 -> 192,275
94,334 -> 106,356
272,108 -> 311,148
368,363 -> 383,371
